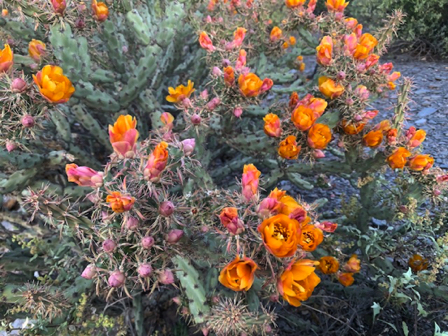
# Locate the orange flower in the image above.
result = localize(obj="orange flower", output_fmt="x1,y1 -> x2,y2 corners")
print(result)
282,42 -> 289,49
224,66 -> 235,86
277,195 -> 309,225
0,44 -> 13,72
289,36 -> 297,45
278,135 -> 301,160
109,115 -> 139,158
338,272 -> 354,287
106,191 -> 135,213
299,62 -> 306,72
408,254 -> 429,273
144,142 -> 169,182
66,164 -> 103,188
199,31 -> 215,52
307,123 -> 332,149
233,27 -> 247,47
269,188 -> 287,200
160,112 -> 174,131
318,76 -> 344,99
92,0 -> 109,22
270,27 -> 283,42
365,54 -> 380,69
376,120 -> 391,132
238,73 -> 263,97
353,33 -> 378,60
299,225 -> 324,252
278,259 -> 321,307
289,92 -> 299,110
344,254 -> 360,273
235,49 -> 247,70
345,17 -> 358,30
363,130 -> 383,148
318,256 -> 339,274
219,207 -> 244,235
2,9 -> 8,17
28,39 -> 46,62
32,65 -> 75,104
242,164 -> 261,201
326,0 -> 349,12
263,113 -> 282,137
408,129 -> 426,148
341,120 -> 365,135
285,0 -> 306,7
219,256 -> 258,291
343,33 -> 357,55
292,105 -> 317,131
316,36 -> 333,66
387,147 -> 411,169
258,214 -> 301,258
166,80 -> 195,103
408,154 -> 434,172
51,0 -> 66,14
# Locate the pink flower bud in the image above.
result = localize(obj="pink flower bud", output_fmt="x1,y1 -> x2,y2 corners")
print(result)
313,149 -> 325,158
137,263 -> 153,277
142,236 -> 155,249
205,15 -> 212,23
337,71 -> 346,80
75,18 -> 86,29
182,98 -> 192,107
5,140 -> 16,152
222,59 -> 231,67
21,115 -> 35,128
172,296 -> 181,305
158,269 -> 175,285
159,201 -> 175,217
212,66 -> 222,77
434,189 -> 442,196
81,264 -> 96,280
233,107 -> 243,118
181,138 -> 195,156
345,98 -> 354,106
102,239 -> 116,253
11,78 -> 27,93
206,97 -> 220,110
166,229 -> 184,243
191,114 -> 202,125
356,63 -> 366,73
257,198 -> 279,219
108,270 -> 125,287
125,216 -> 139,230
200,89 -> 209,100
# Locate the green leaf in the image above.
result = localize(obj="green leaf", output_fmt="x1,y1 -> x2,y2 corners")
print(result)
371,302 -> 381,321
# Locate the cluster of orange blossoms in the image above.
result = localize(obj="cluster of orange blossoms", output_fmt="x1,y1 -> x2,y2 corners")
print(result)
269,26 -> 297,49
318,254 -> 360,287
48,0 -> 109,21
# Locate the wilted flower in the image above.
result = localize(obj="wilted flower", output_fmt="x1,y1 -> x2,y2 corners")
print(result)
33,65 -> 75,103
363,130 -> 383,148
408,254 -> 429,273
28,40 -> 46,61
219,207 -> 245,235
278,259 -> 321,307
278,135 -> 301,160
65,163 -> 103,187
408,154 -> 434,171
81,265 -> 97,280
166,229 -> 184,243
338,272 -> 354,287
308,124 -> 332,149
219,256 -> 258,291
270,27 -> 283,42
354,85 -> 370,101
137,264 -> 153,278
11,78 -> 27,92
318,256 -> 339,274
199,31 -> 215,52
318,76 -> 344,99
263,113 -> 282,137
235,50 -> 247,70
285,0 -> 306,7
224,66 -> 235,86
109,115 -> 139,158
144,141 -> 169,182
315,221 -> 338,232
316,36 -> 333,66
289,92 -> 299,109
387,147 -> 411,169
343,33 -> 357,55
51,0 -> 66,14
258,214 -> 301,258
158,269 -> 175,285
102,239 -> 117,253
365,54 -> 380,69
341,120 -> 365,135
344,254 -> 361,273
408,129 -> 426,148
242,164 -> 261,201
387,128 -> 398,145
166,80 -> 195,103
91,0 -> 109,22
257,197 -> 280,219
141,236 -> 155,249
108,271 -> 125,287
326,0 -> 348,12
160,112 -> 174,131
106,191 -> 135,213
299,225 -> 324,252
181,138 -> 195,156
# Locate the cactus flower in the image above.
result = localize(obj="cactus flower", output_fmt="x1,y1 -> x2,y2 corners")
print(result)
125,216 -> 139,230
408,254 -> 429,273
257,197 -> 280,219
219,256 -> 258,291
236,50 -> 247,70
292,106 -> 317,131
81,264 -> 97,280
343,33 -> 357,55
318,76 -> 344,99
299,225 -> 324,252
28,40 -> 46,62
365,54 -> 380,69
11,78 -> 27,92
408,154 -> 434,172
318,256 -> 340,274
144,141 -> 169,182
92,0 -> 109,22
138,264 -> 153,278
260,78 -> 274,93
166,229 -> 184,243
387,147 -> 411,169
344,254 -> 361,273
278,135 -> 301,160
289,92 -> 299,109
270,27 -> 283,42
338,272 -> 354,287
326,0 -> 348,12
315,221 -> 338,232
353,33 -> 378,60
285,0 -> 306,7
160,112 -> 174,131
258,214 -> 301,258
32,65 -> 75,104
199,31 -> 215,52
158,269 -> 175,285
232,27 -> 247,48
51,0 -> 66,14
345,17 -> 358,30
219,207 -> 245,235
238,73 -> 263,97
223,66 -> 235,86
65,163 -> 103,187
108,271 -> 125,287
142,236 -> 155,249
408,129 -> 426,148
21,115 -> 35,128
307,123 -> 332,149
106,191 -> 135,213
263,113 -> 282,137
363,130 -> 383,148
241,164 -> 261,201
181,138 -> 195,156
166,80 -> 195,103
159,201 -> 175,217
341,120 -> 365,135
277,259 -> 321,307
316,36 -> 333,66
5,140 -> 17,152
102,239 -> 117,253
109,115 -> 139,158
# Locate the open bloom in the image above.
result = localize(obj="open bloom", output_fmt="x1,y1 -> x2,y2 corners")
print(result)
408,154 -> 434,171
92,0 -> 109,22
270,27 -> 283,42
28,40 -> 46,62
278,259 -> 321,307
285,0 -> 306,7
387,147 -> 411,169
51,0 -> 66,14
219,256 -> 258,291
299,225 -> 324,252
292,106 -> 317,131
33,65 -> 75,104
263,113 -> 282,137
338,272 -> 354,287
0,44 -> 13,72
144,141 -> 169,181
318,256 -> 339,274
66,164 -> 103,187
278,135 -> 301,160
316,36 -> 333,66
354,33 -> 378,60
308,124 -> 332,149
408,254 -> 429,273
242,164 -> 261,201
109,115 -> 139,158
219,207 -> 244,235
344,254 -> 361,273
363,130 -> 383,148
258,214 -> 301,258
224,66 -> 235,86
318,76 -> 344,99
166,80 -> 195,103
199,31 -> 215,52
326,0 -> 349,12
408,129 -> 426,148
106,191 -> 135,213
238,73 -> 266,97
341,120 -> 365,135
277,196 -> 308,224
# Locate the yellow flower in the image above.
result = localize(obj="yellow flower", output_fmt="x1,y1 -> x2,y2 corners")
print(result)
166,80 -> 195,103
0,44 -> 13,72
32,65 -> 75,104
285,0 -> 306,7
263,113 -> 282,137
28,39 -> 46,62
326,0 -> 349,12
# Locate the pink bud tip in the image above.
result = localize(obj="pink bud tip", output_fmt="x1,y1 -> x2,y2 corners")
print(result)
158,269 -> 175,285
102,239 -> 116,253
337,71 -> 346,80
181,138 -> 195,156
21,115 -> 35,128
137,263 -> 153,277
81,264 -> 96,280
172,296 -> 181,305
159,201 -> 175,217
5,140 -> 16,152
200,89 -> 209,100
233,107 -> 243,118
11,78 -> 27,93
166,229 -> 184,243
142,236 -> 155,249
222,59 -> 231,67
125,217 -> 139,230
108,270 -> 125,287
191,114 -> 202,125
212,66 -> 222,77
